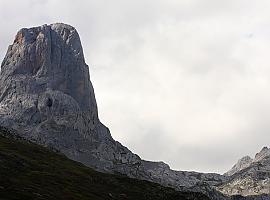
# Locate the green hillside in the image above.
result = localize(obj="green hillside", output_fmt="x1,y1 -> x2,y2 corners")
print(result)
0,129 -> 209,200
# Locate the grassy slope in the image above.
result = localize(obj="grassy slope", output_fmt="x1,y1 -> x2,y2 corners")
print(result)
0,132 -> 209,200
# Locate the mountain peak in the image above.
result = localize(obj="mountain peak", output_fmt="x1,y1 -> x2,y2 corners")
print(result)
224,146 -> 270,177
254,146 -> 270,162
0,22 -> 141,175
0,23 -> 237,200
1,23 -> 93,111
224,155 -> 253,176
13,23 -> 81,53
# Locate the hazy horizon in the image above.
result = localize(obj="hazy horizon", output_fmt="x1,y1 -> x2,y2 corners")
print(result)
1,0 -> 270,174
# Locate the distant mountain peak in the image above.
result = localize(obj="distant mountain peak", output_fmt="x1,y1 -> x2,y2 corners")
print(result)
224,155 -> 253,176
224,146 -> 270,177
219,147 -> 270,197
254,146 -> 270,162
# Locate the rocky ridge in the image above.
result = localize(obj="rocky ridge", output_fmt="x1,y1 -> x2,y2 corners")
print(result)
224,156 -> 253,177
225,147 -> 270,177
218,147 -> 270,197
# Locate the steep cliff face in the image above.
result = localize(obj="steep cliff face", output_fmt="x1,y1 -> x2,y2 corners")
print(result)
0,23 -> 139,173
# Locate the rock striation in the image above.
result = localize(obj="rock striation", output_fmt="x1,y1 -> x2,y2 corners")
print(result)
1,23 -> 269,200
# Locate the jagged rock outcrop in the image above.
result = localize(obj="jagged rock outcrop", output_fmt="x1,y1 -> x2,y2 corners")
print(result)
254,147 -> 270,163
224,156 -> 253,177
225,147 -> 270,177
218,147 -> 270,198
2,23 -> 269,200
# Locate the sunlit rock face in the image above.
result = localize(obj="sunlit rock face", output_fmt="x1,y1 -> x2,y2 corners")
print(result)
2,23 -> 270,200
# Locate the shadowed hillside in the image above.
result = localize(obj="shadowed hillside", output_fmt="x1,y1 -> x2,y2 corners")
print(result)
0,128 -> 209,200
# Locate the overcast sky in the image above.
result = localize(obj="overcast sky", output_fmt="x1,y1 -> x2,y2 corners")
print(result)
1,0 -> 270,173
